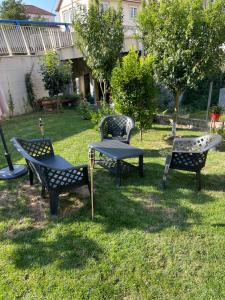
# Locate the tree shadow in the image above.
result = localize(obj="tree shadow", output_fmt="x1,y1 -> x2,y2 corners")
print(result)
11,229 -> 103,270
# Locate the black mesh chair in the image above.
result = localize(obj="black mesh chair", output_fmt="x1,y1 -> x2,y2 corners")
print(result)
162,134 -> 222,190
11,138 -> 90,215
100,115 -> 135,144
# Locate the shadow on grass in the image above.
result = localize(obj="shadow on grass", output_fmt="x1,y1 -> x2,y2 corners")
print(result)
0,160 -> 221,270
11,230 -> 103,270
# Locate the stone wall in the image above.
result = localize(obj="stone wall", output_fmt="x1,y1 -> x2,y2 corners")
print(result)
155,114 -> 225,131
0,55 -> 48,116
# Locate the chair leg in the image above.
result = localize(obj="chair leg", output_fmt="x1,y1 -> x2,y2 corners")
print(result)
41,185 -> 46,198
28,167 -> 34,186
49,190 -> 59,215
161,156 -> 171,190
196,172 -> 202,191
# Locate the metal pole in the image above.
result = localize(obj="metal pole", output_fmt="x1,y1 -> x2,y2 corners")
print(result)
88,147 -> 95,220
39,118 -> 45,138
19,26 -> 31,55
0,123 -> 14,171
206,81 -> 213,124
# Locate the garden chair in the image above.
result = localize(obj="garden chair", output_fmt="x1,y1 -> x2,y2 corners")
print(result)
100,115 -> 135,144
162,134 -> 222,190
11,138 -> 90,215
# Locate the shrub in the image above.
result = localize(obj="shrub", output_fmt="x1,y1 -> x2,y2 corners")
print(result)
111,49 -> 158,140
40,50 -> 72,98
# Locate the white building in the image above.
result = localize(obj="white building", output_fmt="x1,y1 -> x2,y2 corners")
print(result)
24,5 -> 56,22
55,0 -> 141,29
55,0 -> 141,101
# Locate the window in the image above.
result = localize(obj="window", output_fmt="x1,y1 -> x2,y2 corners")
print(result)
62,10 -> 70,22
130,7 -> 137,19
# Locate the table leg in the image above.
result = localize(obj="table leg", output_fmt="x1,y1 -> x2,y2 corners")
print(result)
139,155 -> 144,177
116,160 -> 121,187
88,148 -> 95,220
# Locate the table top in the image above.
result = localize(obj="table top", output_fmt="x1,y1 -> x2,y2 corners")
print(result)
89,140 -> 144,160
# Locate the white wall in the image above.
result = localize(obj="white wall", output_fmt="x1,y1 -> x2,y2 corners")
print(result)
0,55 -> 48,116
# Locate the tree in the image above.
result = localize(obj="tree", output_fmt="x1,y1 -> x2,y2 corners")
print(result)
73,0 -> 124,102
111,49 -> 158,141
0,0 -> 27,20
138,0 -> 225,136
40,50 -> 72,98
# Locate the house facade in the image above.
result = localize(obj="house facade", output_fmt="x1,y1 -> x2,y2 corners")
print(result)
24,5 -> 56,22
55,0 -> 141,101
55,0 -> 141,29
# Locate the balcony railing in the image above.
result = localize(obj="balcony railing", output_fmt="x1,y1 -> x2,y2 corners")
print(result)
0,20 -> 137,57
0,24 -> 75,56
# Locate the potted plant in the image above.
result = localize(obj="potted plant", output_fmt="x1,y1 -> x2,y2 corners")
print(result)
209,105 -> 224,122
40,50 -> 72,111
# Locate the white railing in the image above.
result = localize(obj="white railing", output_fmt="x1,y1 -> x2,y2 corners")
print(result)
0,25 -> 75,56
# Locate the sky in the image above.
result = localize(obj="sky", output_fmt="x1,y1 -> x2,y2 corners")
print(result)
0,0 -> 58,14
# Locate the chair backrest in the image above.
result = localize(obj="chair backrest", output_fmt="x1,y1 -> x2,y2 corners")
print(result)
100,115 -> 134,137
173,134 -> 222,153
11,138 -> 54,167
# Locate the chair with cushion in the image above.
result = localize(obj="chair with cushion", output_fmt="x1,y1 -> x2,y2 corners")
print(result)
12,138 -> 90,215
162,134 -> 222,190
100,115 -> 135,144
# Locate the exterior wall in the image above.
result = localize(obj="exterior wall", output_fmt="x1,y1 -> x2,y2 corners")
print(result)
57,0 -> 141,28
0,56 -> 48,116
28,14 -> 55,22
57,0 -> 141,52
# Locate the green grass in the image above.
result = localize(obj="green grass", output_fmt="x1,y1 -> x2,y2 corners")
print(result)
0,109 -> 225,299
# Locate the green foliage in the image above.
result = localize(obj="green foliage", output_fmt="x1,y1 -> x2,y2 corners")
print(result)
7,88 -> 14,117
73,0 -> 124,100
79,100 -> 114,130
40,50 -> 72,97
79,101 -> 92,120
182,72 -> 225,112
111,49 -> 158,140
138,0 -> 225,128
89,103 -> 114,130
209,105 -> 224,114
25,73 -> 36,110
0,0 -> 27,20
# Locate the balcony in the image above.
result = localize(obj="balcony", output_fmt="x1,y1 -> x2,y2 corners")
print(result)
0,20 -> 75,56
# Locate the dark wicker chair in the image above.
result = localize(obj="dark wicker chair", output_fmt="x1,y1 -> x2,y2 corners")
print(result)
162,134 -> 222,190
11,138 -> 90,215
100,115 -> 135,144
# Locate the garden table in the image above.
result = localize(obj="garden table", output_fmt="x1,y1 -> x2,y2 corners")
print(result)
88,140 -> 144,219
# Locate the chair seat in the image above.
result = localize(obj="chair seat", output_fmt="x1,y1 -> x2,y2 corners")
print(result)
103,136 -> 128,143
37,155 -> 74,170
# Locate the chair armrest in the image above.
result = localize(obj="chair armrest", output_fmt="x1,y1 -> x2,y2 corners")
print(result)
126,127 -> 134,142
172,137 -> 202,153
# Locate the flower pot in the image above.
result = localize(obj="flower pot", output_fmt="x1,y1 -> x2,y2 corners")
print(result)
210,113 -> 221,122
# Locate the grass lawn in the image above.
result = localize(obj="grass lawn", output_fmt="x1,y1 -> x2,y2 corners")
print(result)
0,109 -> 225,299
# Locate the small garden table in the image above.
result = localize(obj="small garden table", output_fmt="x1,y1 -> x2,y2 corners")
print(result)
88,140 -> 144,218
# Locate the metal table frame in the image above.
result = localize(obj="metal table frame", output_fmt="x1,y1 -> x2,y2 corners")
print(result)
88,140 -> 144,219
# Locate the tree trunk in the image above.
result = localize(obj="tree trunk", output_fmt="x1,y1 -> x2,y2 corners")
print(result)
172,90 -> 183,137
140,127 -> 143,142
99,80 -> 107,105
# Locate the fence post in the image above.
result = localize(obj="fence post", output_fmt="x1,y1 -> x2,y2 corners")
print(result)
19,26 -> 31,55
1,26 -> 12,56
57,30 -> 62,48
39,28 -> 46,51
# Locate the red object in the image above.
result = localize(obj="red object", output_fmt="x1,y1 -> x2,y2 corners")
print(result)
210,113 -> 221,122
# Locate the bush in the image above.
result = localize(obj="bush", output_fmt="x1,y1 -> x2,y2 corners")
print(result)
111,49 -> 158,140
40,50 -> 72,98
